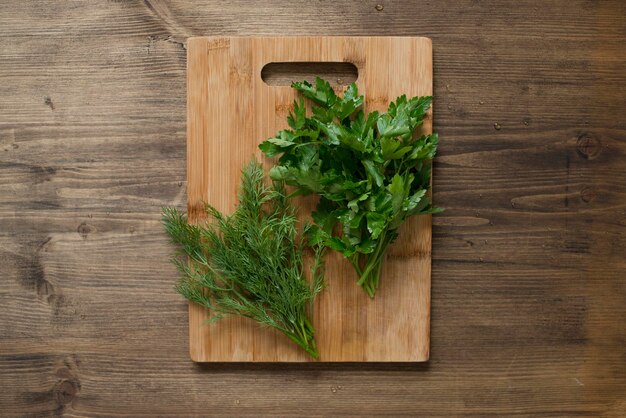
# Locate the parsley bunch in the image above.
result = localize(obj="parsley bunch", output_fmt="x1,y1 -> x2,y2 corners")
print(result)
259,78 -> 441,298
163,161 -> 324,358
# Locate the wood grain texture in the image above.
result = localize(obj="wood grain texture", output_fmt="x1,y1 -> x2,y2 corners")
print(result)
187,36 -> 432,362
1,0 -> 625,415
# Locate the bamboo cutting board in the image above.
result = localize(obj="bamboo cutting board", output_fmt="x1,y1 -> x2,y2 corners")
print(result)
187,36 -> 433,362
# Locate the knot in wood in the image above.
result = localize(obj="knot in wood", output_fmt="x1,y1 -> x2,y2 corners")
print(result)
77,222 -> 94,238
580,187 -> 597,203
54,379 -> 80,405
576,133 -> 601,160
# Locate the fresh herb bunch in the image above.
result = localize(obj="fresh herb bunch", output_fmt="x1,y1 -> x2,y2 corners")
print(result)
162,160 -> 324,358
259,77 -> 442,298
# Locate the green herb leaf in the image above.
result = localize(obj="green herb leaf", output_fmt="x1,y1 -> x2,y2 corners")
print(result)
388,174 -> 405,214
366,212 -> 386,239
163,160 -> 324,358
259,77 -> 442,297
362,160 -> 384,187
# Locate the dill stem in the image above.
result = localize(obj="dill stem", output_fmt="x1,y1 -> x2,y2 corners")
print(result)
285,317 -> 319,358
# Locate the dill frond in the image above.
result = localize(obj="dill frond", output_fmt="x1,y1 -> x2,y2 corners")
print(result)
163,160 -> 324,358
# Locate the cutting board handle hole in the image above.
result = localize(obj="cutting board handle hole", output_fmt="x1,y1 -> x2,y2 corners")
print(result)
261,62 -> 358,86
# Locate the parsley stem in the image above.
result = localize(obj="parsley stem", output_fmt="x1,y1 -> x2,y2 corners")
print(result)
356,230 -> 392,297
349,255 -> 363,276
292,141 -> 323,149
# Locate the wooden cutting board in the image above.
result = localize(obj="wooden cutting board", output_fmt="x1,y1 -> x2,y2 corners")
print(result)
187,36 -> 433,362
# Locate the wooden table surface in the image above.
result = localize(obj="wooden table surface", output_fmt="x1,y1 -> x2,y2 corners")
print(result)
1,1 -> 625,416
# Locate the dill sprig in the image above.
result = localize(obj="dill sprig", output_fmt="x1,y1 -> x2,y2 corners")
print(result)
162,160 -> 324,358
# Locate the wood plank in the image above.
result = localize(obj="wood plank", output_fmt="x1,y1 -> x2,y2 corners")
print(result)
186,36 -> 433,361
0,0 -> 625,415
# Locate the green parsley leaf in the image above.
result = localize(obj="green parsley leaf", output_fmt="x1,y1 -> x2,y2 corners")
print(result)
259,77 -> 443,297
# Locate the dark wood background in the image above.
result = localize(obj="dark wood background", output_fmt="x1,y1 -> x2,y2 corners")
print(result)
1,1 -> 625,416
